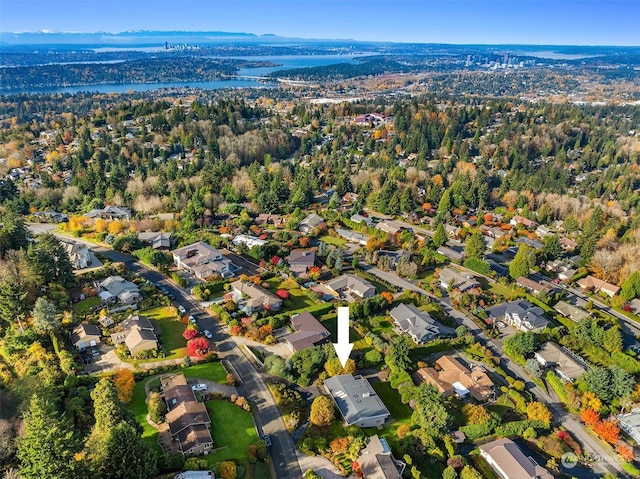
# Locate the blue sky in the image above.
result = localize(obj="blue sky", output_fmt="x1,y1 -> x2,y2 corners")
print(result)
1,0 -> 638,45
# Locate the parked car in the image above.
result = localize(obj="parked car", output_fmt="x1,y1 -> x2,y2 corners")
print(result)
188,315 -> 197,324
178,305 -> 187,314
497,321 -> 506,328
191,384 -> 207,392
203,329 -> 213,339
262,434 -> 271,447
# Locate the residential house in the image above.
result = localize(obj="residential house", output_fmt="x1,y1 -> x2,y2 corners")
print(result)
61,240 -> 91,269
232,234 -> 268,249
161,374 -> 213,456
560,237 -> 578,251
629,298 -> 640,316
445,224 -> 462,239
455,215 -> 476,228
83,205 -> 132,221
438,267 -> 479,292
510,215 -> 538,230
479,438 -> 553,479
287,249 -> 316,274
481,225 -> 509,239
535,342 -> 587,382
389,303 -> 450,344
324,374 -> 391,428
375,220 -> 408,236
516,276 -> 558,296
413,355 -> 494,402
324,274 -> 376,299
350,214 -> 374,227
70,323 -> 101,351
535,225 -> 554,238
138,231 -> 173,250
285,311 -> 331,352
375,250 -> 411,268
516,237 -> 544,250
577,275 -> 620,297
545,259 -> 576,280
336,228 -> 369,246
353,435 -> 405,479
485,300 -> 549,332
255,213 -> 285,227
111,314 -> 160,357
173,472 -> 213,479
553,301 -> 590,322
230,280 -> 282,314
33,210 -> 68,223
436,246 -> 465,262
486,258 -> 509,277
172,242 -> 234,280
299,214 -> 325,234
617,409 -> 640,445
98,275 -> 142,306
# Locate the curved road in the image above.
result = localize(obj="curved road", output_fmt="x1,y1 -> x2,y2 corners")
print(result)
32,227 -> 302,479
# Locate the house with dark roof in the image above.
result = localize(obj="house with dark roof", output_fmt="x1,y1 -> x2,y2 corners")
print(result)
138,231 -> 173,250
324,274 -> 376,299
98,276 -> 141,306
375,249 -> 411,268
324,375 -> 390,428
389,303 -> 450,344
299,213 -> 325,234
436,246 -> 465,262
255,213 -> 285,227
353,435 -> 405,479
287,249 -> 316,274
516,237 -> 544,250
161,374 -> 213,456
479,438 -> 553,479
83,205 -> 132,221
413,355 -> 494,402
172,241 -> 234,280
111,314 -> 160,357
230,280 -> 282,314
70,323 -> 101,351
336,228 -> 369,246
485,300 -> 549,332
535,342 -> 587,382
285,311 -> 331,352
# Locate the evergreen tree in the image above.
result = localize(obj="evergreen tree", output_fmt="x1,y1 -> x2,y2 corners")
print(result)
509,244 -> 534,279
0,212 -> 28,253
94,423 -> 157,479
437,189 -> 452,214
432,222 -> 447,248
465,230 -> 485,259
541,235 -> 563,261
17,395 -> 83,479
32,297 -> 59,334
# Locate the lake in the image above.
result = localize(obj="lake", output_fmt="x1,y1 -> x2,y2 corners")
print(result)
3,54 -> 366,95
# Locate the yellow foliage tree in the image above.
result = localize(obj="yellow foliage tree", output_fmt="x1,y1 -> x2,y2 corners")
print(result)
95,218 -> 108,233
581,391 -> 602,413
107,220 -> 123,235
526,401 -> 552,425
112,368 -> 135,404
462,404 -> 491,425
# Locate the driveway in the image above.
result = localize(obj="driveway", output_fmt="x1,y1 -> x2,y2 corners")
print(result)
296,451 -> 352,479
84,347 -> 132,374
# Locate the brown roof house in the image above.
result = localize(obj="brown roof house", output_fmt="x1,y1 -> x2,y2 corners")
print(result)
161,373 -> 213,456
577,275 -> 620,297
111,314 -> 160,357
353,435 -> 405,479
479,438 -> 553,479
285,311 -> 331,352
413,355 -> 494,402
70,323 -> 101,351
287,249 -> 316,275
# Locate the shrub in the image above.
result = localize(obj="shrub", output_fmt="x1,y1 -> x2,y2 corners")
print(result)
494,420 -> 548,437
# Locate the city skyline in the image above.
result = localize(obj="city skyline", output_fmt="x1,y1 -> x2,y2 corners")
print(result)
1,0 -> 639,46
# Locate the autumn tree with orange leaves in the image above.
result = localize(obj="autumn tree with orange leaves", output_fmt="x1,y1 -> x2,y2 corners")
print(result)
593,420 -> 620,444
112,368 -> 135,404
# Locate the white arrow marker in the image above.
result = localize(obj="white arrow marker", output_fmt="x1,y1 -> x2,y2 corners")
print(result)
333,306 -> 353,368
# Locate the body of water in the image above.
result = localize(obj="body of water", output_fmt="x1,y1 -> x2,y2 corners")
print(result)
3,53 -> 367,95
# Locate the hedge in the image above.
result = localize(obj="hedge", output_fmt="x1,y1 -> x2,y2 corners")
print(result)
353,269 -> 399,293
494,420 -> 548,437
546,371 -> 569,405
612,351 -> 640,374
460,421 -> 496,441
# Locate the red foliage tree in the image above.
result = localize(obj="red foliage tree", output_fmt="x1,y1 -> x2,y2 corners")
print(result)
187,337 -> 210,357
580,408 -> 600,426
593,420 -> 620,444
182,328 -> 198,340
229,325 -> 243,336
271,255 -> 281,266
275,289 -> 290,299
617,444 -> 634,461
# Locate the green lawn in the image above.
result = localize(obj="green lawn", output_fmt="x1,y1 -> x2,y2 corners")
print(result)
489,282 -> 518,299
318,234 -> 347,247
205,399 -> 259,464
266,278 -> 319,311
140,306 -> 187,360
182,362 -> 228,384
408,339 -> 453,362
372,381 -> 412,423
321,313 -> 363,343
73,296 -> 101,314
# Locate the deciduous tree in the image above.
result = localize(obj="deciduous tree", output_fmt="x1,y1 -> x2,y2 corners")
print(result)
310,396 -> 334,427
